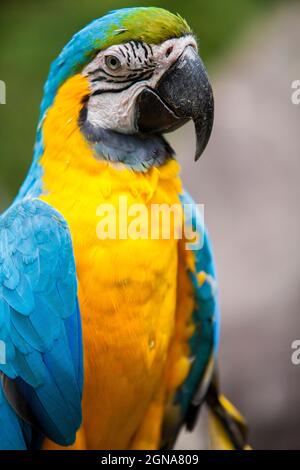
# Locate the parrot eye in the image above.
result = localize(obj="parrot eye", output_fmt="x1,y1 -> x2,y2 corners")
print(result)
105,55 -> 121,71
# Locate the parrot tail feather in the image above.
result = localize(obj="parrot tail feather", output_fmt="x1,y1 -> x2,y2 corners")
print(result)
206,376 -> 251,450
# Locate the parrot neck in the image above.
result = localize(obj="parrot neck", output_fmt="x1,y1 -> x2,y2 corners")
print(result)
17,73 -> 182,204
79,113 -> 174,172
17,73 -> 176,202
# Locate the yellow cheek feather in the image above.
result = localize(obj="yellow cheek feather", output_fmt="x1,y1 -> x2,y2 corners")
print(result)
39,73 -> 194,450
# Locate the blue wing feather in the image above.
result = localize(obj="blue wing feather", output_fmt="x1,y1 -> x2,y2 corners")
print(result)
0,384 -> 27,450
0,198 -> 83,449
176,191 -> 220,415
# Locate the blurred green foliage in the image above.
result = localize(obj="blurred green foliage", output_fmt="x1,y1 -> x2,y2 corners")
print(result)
0,0 -> 282,203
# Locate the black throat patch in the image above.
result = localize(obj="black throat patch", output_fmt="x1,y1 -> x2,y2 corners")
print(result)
79,106 -> 174,172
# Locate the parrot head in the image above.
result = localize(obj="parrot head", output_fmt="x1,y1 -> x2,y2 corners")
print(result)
38,7 -> 214,174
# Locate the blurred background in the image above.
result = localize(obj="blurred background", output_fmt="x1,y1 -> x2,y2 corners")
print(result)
0,0 -> 299,449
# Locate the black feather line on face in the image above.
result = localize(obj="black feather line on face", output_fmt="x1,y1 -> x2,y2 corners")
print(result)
91,66 -> 154,81
91,82 -> 134,96
119,47 -> 126,58
87,66 -> 122,78
90,70 -> 155,95
92,69 -> 154,85
141,43 -> 149,59
129,41 -> 137,59
124,44 -> 130,54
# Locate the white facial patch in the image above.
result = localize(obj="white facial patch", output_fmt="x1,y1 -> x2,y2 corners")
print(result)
82,35 -> 198,134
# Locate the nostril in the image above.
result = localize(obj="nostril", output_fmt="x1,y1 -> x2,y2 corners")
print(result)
166,47 -> 173,58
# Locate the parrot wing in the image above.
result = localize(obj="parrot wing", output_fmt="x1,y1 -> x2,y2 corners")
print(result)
177,190 -> 219,424
0,382 -> 27,449
0,198 -> 83,449
161,190 -> 248,449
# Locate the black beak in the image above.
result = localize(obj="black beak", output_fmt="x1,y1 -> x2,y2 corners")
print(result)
135,46 -> 214,161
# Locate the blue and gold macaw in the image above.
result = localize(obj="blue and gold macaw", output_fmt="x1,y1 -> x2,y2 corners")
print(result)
0,7 -> 248,450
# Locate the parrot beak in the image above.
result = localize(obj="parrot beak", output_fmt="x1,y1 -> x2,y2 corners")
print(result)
136,45 -> 214,161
